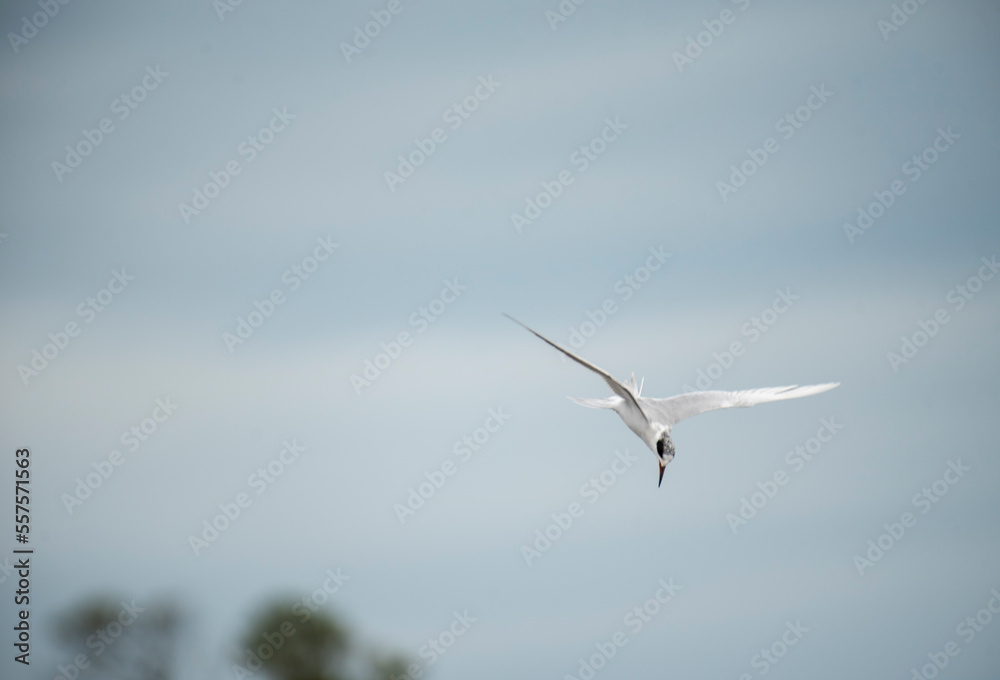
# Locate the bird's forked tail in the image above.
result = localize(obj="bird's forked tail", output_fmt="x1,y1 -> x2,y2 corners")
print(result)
567,396 -> 622,409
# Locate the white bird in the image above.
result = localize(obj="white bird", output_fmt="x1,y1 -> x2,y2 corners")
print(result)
504,314 -> 839,487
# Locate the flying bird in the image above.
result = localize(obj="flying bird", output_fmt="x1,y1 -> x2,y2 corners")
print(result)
504,314 -> 838,487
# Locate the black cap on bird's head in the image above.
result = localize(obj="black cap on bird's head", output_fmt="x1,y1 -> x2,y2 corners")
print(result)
655,433 -> 674,488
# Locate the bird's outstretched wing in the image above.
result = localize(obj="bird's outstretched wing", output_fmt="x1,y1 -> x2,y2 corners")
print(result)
504,314 -> 645,415
641,383 -> 839,427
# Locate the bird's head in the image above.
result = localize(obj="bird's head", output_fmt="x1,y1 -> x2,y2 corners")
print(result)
654,431 -> 675,488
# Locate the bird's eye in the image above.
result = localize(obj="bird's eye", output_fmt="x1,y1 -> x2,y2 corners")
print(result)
656,439 -> 664,456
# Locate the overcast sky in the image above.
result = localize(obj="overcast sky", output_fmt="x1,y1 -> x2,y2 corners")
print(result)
1,0 -> 999,678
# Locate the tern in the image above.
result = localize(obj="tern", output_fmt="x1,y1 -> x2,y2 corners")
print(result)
504,314 -> 839,487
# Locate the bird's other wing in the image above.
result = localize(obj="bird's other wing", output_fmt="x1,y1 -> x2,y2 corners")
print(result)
567,396 -> 623,410
641,383 -> 839,427
503,314 -> 645,415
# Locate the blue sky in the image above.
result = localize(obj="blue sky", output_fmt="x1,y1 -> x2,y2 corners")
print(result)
1,0 -> 999,678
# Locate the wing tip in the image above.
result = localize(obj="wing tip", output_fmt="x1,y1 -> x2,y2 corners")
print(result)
782,381 -> 840,393
502,312 -> 536,335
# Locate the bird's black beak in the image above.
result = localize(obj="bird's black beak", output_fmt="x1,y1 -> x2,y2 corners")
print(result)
658,460 -> 666,487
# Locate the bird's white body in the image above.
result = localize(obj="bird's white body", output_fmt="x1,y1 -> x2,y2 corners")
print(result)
505,314 -> 839,486
571,377 -> 663,452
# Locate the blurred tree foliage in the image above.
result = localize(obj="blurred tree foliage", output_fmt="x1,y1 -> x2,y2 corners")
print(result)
53,597 -> 182,680
235,601 -> 410,680
51,595 -> 411,680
